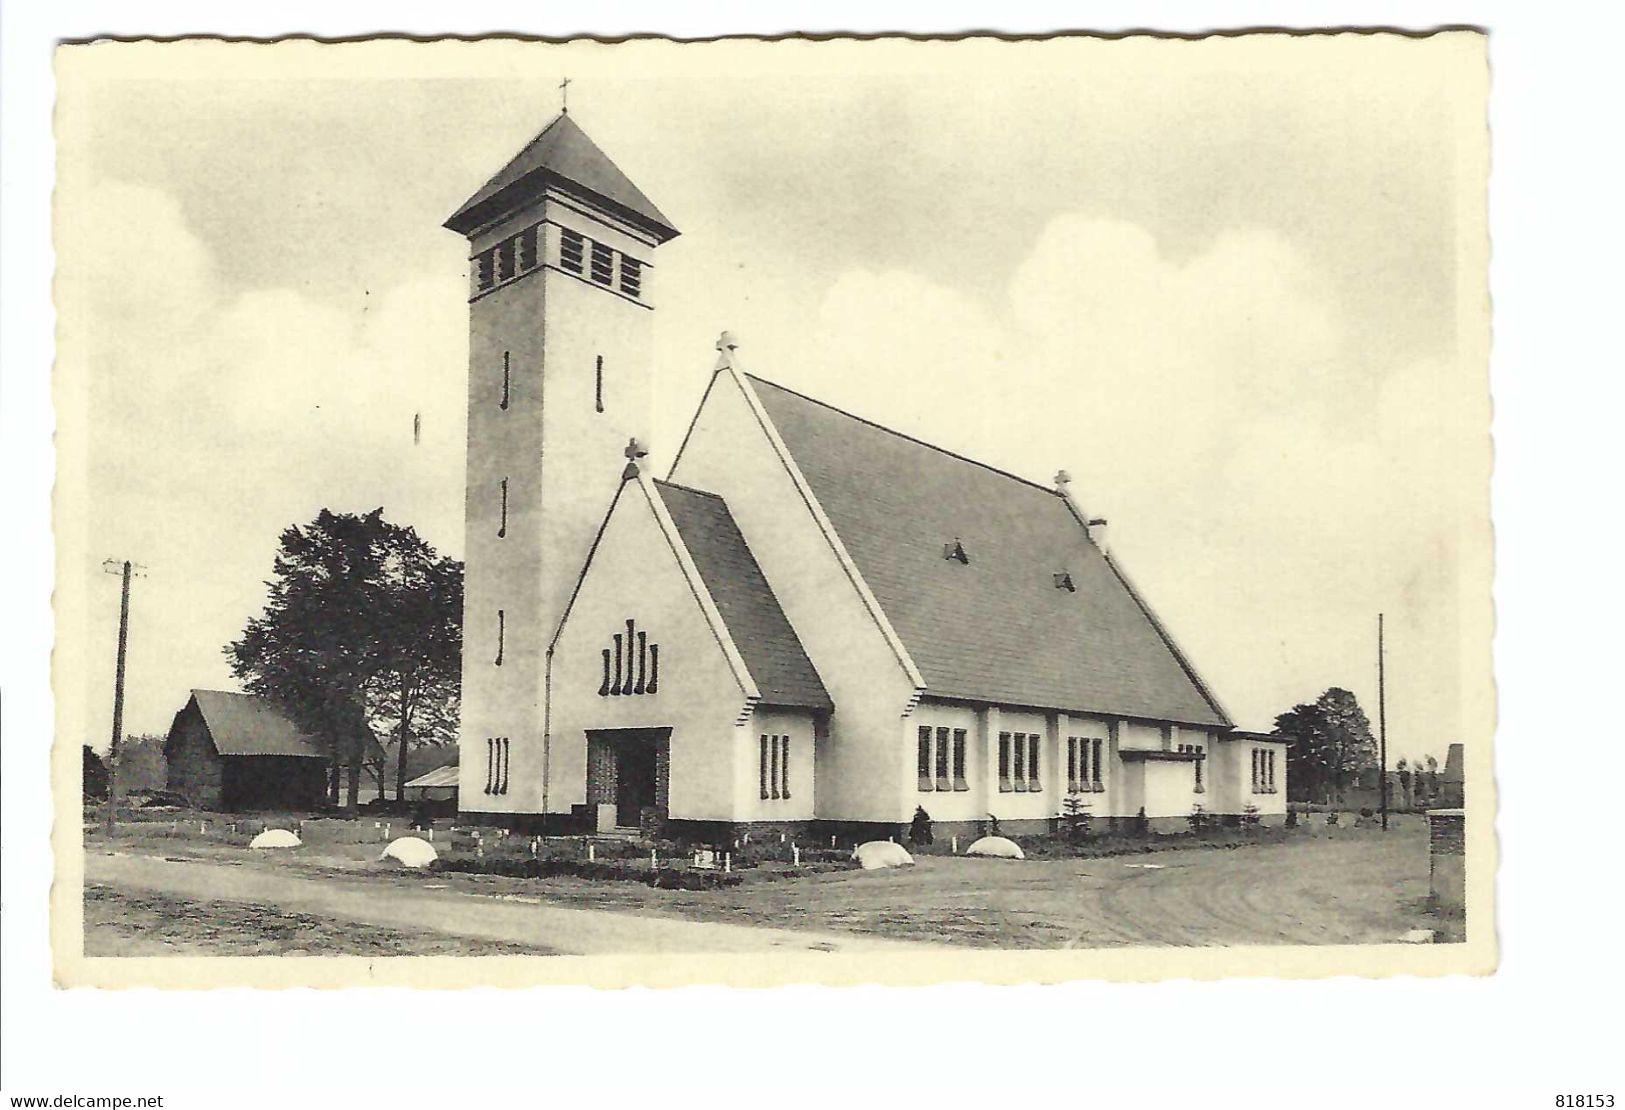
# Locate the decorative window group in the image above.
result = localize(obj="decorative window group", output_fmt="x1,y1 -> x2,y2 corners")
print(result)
1177,741 -> 1207,792
759,734 -> 792,801
916,726 -> 968,793
484,736 -> 510,795
559,227 -> 646,299
998,732 -> 1042,793
1067,735 -> 1106,793
599,618 -> 659,696
1251,748 -> 1278,794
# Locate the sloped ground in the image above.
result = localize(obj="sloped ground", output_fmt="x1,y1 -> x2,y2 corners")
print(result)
83,814 -> 1446,951
82,884 -> 553,957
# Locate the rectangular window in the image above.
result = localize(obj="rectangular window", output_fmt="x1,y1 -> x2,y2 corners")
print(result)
595,355 -> 604,414
494,609 -> 504,667
952,729 -> 968,791
760,734 -> 770,800
476,249 -> 495,292
1012,732 -> 1026,791
917,726 -> 933,792
518,225 -> 539,270
1028,733 -> 1041,791
590,242 -> 614,285
560,228 -> 585,273
499,351 -> 510,410
1252,749 -> 1260,793
1268,750 -> 1277,791
780,736 -> 791,800
620,257 -> 643,298
1092,738 -> 1104,787
498,477 -> 507,538
998,732 -> 1012,793
497,238 -> 516,283
1067,737 -> 1079,793
1194,744 -> 1205,789
935,726 -> 951,791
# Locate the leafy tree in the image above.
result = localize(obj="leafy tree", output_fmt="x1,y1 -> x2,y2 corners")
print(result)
83,745 -> 109,800
116,733 -> 168,794
227,508 -> 462,809
1273,687 -> 1378,804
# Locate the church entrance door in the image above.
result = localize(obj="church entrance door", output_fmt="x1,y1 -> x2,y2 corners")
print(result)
586,727 -> 669,831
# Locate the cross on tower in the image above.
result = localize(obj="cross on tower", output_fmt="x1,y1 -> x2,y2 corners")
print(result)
559,76 -> 572,113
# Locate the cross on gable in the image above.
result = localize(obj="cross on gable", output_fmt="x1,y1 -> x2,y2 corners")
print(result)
624,437 -> 647,460
559,76 -> 572,112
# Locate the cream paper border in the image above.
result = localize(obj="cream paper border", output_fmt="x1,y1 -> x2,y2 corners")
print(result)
50,31 -> 1496,989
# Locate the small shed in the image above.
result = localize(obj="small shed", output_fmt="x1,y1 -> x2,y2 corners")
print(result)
163,689 -> 382,811
401,763 -> 460,803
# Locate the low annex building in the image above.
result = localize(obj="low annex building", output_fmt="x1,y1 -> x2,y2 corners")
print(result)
449,110 -> 1288,839
163,689 -> 383,812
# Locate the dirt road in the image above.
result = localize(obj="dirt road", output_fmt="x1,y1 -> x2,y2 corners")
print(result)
84,851 -> 939,955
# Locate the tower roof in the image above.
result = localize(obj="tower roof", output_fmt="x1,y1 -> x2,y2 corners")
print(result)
445,112 -> 678,241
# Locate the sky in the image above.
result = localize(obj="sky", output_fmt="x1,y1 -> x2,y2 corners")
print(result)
54,36 -> 1488,762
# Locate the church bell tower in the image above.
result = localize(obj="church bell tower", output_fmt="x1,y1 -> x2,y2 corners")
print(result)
445,111 -> 679,818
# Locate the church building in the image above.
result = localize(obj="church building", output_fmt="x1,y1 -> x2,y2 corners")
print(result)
447,111 -> 1287,840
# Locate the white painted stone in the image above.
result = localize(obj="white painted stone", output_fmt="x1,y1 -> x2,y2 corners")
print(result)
249,828 -> 301,850
379,836 -> 438,869
852,841 -> 914,870
965,836 -> 1024,859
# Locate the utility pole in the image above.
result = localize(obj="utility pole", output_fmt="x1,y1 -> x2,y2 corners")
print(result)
102,559 -> 139,838
1378,612 -> 1388,832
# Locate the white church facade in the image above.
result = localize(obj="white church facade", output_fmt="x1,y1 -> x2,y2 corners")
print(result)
448,111 -> 1287,840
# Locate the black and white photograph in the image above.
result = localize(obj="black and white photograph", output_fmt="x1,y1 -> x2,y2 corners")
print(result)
42,32 -> 1498,989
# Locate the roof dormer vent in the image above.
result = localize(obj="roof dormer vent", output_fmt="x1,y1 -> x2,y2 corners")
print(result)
1053,572 -> 1076,592
943,538 -> 969,565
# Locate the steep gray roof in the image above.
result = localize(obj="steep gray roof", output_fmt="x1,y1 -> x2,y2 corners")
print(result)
445,112 -> 678,240
655,480 -> 832,712
746,376 -> 1230,728
179,690 -> 385,761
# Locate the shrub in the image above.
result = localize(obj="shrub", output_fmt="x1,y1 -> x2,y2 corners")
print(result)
1132,807 -> 1149,838
1060,793 -> 1093,843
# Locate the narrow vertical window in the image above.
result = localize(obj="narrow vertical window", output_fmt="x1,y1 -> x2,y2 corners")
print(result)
780,736 -> 791,800
621,620 -> 637,695
1028,734 -> 1041,791
595,355 -> 604,414
476,249 -> 495,292
485,737 -> 495,794
935,726 -> 951,791
598,649 -> 611,696
634,630 -> 647,694
518,225 -> 539,270
952,729 -> 968,791
917,726 -> 932,792
1194,745 -> 1205,788
499,351 -> 510,410
494,609 -> 504,667
647,644 -> 659,693
1251,749 -> 1260,793
1092,738 -> 1104,787
620,257 -> 643,298
769,735 -> 780,799
611,633 -> 623,695
1012,733 -> 1026,791
497,238 -> 516,283
760,735 -> 770,800
590,242 -> 614,285
497,478 -> 508,538
1067,737 -> 1079,793
999,733 -> 1012,793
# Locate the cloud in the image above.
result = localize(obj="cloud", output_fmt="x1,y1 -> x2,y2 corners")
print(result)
61,177 -> 468,743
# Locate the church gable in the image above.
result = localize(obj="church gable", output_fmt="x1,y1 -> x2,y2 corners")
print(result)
745,375 -> 1231,728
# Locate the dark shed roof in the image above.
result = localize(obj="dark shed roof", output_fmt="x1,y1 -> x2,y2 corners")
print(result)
655,480 -> 832,711
174,689 -> 385,761
746,376 -> 1230,728
445,112 -> 678,240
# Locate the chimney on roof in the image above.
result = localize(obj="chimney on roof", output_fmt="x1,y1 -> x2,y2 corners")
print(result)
1055,470 -> 1110,553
